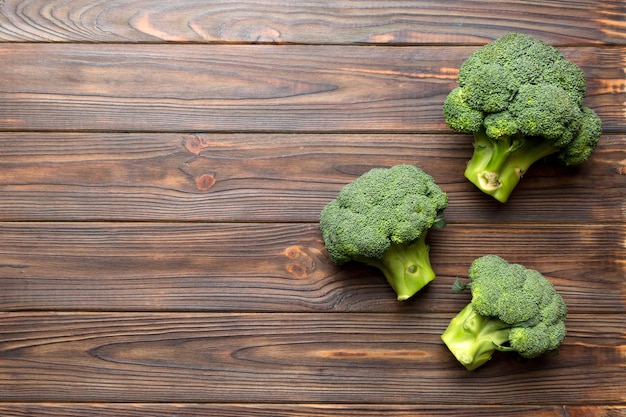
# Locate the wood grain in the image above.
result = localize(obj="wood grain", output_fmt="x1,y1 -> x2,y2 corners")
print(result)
0,44 -> 623,133
0,222 -> 623,313
0,312 -> 623,404
0,133 -> 623,223
0,404 -> 623,417
0,0 -> 624,44
0,0 -> 624,411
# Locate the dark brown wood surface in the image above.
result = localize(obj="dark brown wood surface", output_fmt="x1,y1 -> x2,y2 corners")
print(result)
0,1 -> 624,416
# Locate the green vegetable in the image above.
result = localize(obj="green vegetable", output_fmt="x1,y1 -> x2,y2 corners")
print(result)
443,32 -> 602,203
319,164 -> 447,301
441,255 -> 567,371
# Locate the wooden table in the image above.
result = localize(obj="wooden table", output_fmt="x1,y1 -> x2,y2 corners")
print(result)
0,1 -> 624,415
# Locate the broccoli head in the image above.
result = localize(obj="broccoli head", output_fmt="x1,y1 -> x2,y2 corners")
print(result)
441,255 -> 567,371
443,32 -> 602,203
319,164 -> 447,301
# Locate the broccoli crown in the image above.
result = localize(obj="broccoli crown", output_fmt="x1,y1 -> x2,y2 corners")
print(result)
467,255 -> 567,358
443,32 -> 601,166
319,164 -> 447,265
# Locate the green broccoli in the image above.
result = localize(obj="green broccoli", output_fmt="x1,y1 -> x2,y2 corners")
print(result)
443,32 -> 602,203
441,255 -> 567,371
319,164 -> 447,301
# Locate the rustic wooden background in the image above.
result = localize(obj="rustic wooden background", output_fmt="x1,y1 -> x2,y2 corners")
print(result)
0,1 -> 624,416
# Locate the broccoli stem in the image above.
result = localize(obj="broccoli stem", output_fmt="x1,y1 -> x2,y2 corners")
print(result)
441,304 -> 511,371
363,232 -> 436,301
464,129 -> 558,203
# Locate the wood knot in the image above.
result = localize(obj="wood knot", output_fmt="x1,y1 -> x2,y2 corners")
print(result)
283,245 -> 316,279
195,173 -> 216,191
183,135 -> 203,155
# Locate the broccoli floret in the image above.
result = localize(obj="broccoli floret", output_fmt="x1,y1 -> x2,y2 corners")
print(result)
319,164 -> 447,301
443,32 -> 602,203
441,255 -> 567,371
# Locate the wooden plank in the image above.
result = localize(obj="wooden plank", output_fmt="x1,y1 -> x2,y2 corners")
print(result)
0,312 -> 623,404
0,0 -> 624,45
0,44 -> 623,133
0,133 -> 623,223
0,404 -> 623,417
0,223 -> 623,313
